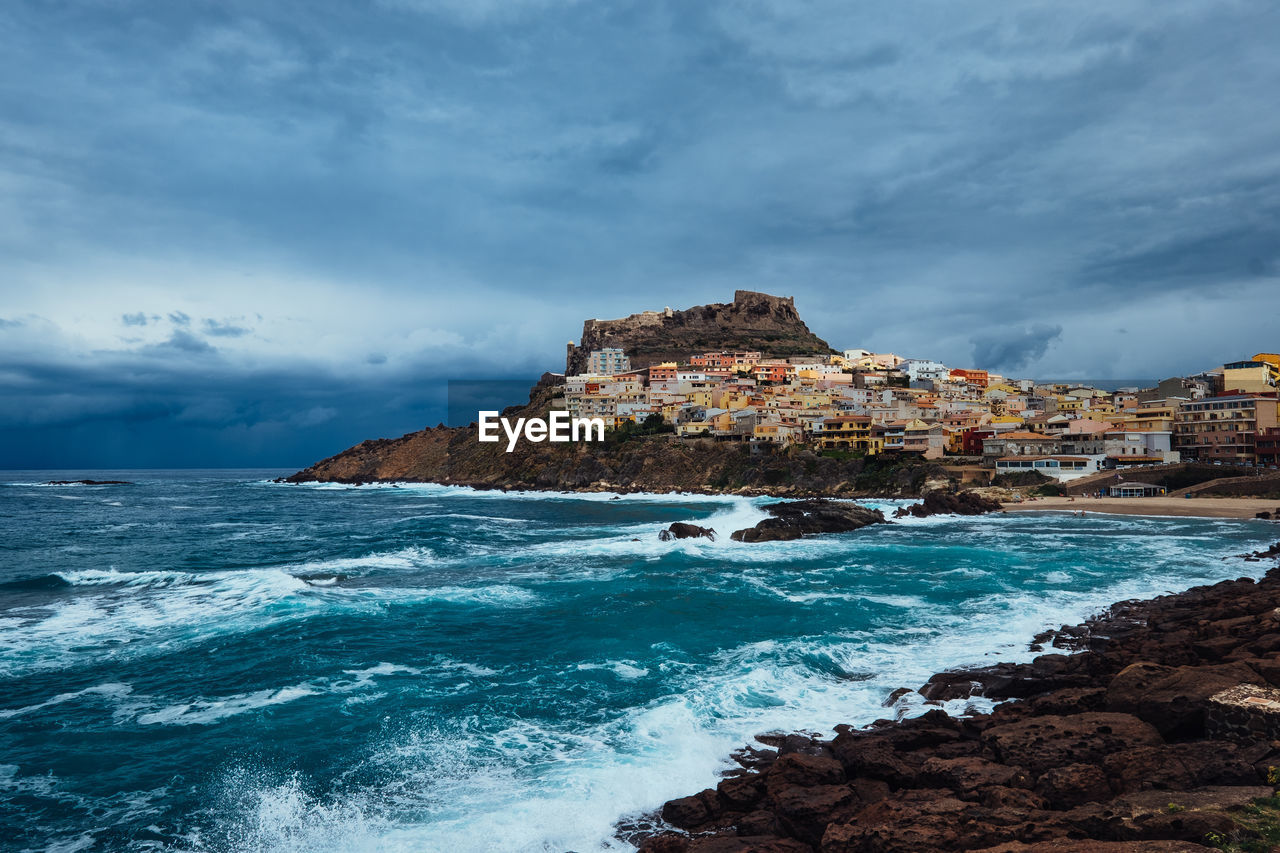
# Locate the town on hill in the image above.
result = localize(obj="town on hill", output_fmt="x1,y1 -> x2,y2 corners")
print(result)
289,292 -> 1278,495
558,323 -> 1279,486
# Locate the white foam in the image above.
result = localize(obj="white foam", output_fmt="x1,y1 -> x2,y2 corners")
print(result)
0,568 -> 313,679
577,660 -> 651,680
133,665 -> 422,727
138,685 -> 319,726
0,682 -> 133,720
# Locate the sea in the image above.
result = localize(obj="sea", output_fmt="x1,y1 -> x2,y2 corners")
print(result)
2,470 -> 1277,853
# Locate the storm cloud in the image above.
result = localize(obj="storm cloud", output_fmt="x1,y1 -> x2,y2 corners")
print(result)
972,325 -> 1064,373
1,0 -> 1278,466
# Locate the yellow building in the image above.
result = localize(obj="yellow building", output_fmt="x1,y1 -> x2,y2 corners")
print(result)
1223,357 -> 1279,393
818,416 -> 877,452
1120,405 -> 1176,432
1056,396 -> 1085,412
676,421 -> 712,437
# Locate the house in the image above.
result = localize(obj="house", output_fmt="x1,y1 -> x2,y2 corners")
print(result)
1257,427 -> 1280,466
1222,358 -> 1280,394
981,431 -> 1060,466
949,368 -> 990,388
993,455 -> 1102,481
819,415 -> 875,452
585,348 -> 630,374
1107,481 -> 1167,497
1103,429 -> 1178,466
903,359 -> 949,384
648,362 -> 679,383
1175,394 -> 1280,464
751,362 -> 789,384
902,420 -> 947,458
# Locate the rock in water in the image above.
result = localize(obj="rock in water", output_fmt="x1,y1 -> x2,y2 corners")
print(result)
893,490 -> 1003,518
658,522 -> 717,541
731,499 -> 885,543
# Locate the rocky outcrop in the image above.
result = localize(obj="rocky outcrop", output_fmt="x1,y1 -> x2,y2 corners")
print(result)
286,420 -> 960,499
660,522 -> 717,541
565,291 -> 835,376
284,293 -> 966,498
894,490 -> 1005,518
631,563 -> 1280,853
730,500 -> 886,543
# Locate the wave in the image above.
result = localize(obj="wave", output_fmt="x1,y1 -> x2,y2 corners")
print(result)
0,682 -> 133,720
0,563 -> 543,679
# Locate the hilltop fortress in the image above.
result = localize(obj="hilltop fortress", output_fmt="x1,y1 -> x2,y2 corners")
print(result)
564,290 -> 833,375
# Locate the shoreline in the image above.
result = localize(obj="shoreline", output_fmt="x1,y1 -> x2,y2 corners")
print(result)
633,556 -> 1280,853
1003,495 -> 1280,520
286,478 -> 1280,524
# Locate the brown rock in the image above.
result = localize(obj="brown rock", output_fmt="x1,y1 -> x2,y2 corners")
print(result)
660,522 -> 717,541
978,786 -> 1048,811
764,753 -> 846,792
821,789 -> 982,853
638,836 -> 690,853
970,841 -> 1215,852
730,500 -> 885,543
982,713 -> 1163,774
920,756 -> 1030,792
719,774 -> 767,811
771,784 -> 858,846
1079,786 -> 1273,841
1035,762 -> 1112,808
827,735 -> 919,787
734,810 -> 781,837
1103,741 -> 1260,793
662,788 -> 721,829
687,836 -> 814,853
1105,661 -> 1264,739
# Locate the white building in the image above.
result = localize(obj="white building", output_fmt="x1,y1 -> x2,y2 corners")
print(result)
586,348 -> 630,375
993,455 -> 1105,482
902,359 -> 949,384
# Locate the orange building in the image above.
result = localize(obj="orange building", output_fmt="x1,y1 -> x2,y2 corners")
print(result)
647,363 -> 679,382
949,368 -> 990,388
751,362 -> 788,383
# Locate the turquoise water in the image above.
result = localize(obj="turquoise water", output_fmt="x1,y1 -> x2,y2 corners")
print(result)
1,471 -> 1276,852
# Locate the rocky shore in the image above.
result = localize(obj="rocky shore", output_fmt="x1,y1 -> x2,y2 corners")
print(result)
631,553 -> 1280,853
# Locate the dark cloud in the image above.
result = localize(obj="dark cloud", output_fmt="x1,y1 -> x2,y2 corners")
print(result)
203,318 -> 251,337
0,318 -> 24,329
1,0 -> 1278,466
971,325 -> 1063,372
0,348 -> 496,468
121,312 -> 149,326
156,329 -> 216,354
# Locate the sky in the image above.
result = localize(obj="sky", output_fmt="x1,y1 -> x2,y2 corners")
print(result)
1,0 -> 1278,468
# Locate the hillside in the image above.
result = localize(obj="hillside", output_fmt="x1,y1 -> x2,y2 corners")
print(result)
286,373 -> 959,494
288,291 -> 887,493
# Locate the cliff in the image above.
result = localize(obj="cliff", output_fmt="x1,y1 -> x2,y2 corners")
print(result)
286,407 -> 957,498
565,290 -> 835,375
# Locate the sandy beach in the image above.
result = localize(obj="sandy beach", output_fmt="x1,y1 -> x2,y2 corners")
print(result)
1002,495 -> 1280,520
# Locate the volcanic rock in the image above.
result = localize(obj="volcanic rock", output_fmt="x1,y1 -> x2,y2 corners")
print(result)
730,499 -> 885,543
659,522 -> 717,541
893,489 -> 1004,518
